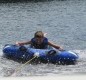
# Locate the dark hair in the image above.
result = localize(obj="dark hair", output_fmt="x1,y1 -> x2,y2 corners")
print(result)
34,31 -> 44,38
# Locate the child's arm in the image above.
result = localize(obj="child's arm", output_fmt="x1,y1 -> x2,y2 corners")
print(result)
16,41 -> 31,46
48,41 -> 63,50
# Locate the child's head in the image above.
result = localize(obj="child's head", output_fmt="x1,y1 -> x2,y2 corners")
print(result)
34,31 -> 44,38
34,31 -> 44,44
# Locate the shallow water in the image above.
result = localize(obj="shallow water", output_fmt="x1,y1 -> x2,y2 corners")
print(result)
0,0 -> 86,77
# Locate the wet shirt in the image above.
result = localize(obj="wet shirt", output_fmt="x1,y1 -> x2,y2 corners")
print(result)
31,37 -> 48,49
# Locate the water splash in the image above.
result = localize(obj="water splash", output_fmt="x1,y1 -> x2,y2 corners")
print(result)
0,45 -> 4,56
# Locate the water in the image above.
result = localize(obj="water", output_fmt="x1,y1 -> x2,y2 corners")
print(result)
0,0 -> 86,77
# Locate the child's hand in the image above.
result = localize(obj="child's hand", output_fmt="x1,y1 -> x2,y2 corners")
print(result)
58,47 -> 65,51
16,42 -> 23,46
16,42 -> 20,46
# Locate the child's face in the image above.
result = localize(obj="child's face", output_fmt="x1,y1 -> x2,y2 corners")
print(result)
35,37 -> 43,44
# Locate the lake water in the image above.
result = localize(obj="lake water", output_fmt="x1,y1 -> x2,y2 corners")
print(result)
0,0 -> 86,77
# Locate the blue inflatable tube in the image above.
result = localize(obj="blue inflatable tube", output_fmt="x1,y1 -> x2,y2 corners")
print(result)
3,44 -> 79,64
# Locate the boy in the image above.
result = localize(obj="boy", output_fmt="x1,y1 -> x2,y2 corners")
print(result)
16,31 -> 63,50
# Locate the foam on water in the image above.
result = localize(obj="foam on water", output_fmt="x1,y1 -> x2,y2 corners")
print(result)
0,49 -> 86,77
0,45 -> 3,56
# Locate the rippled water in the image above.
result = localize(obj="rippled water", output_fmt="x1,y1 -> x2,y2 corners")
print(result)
0,0 -> 86,77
